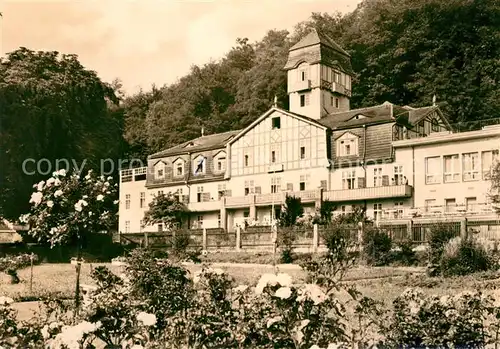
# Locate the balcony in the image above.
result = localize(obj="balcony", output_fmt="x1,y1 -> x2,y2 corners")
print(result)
381,203 -> 498,221
255,193 -> 282,206
323,184 -> 413,202
188,200 -> 222,212
292,79 -> 311,92
320,80 -> 352,97
268,163 -> 284,173
120,167 -> 147,182
290,190 -> 317,203
225,196 -> 252,208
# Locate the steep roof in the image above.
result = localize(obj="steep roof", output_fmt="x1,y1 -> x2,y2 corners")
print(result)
284,29 -> 353,74
289,28 -> 350,56
149,130 -> 240,159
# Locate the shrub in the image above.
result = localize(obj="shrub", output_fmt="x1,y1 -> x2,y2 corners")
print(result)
278,227 -> 296,263
391,240 -> 418,266
362,227 -> 392,266
387,288 -> 493,347
426,223 -> 459,276
440,236 -> 496,276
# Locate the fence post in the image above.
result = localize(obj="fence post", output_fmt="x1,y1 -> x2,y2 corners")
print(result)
357,222 -> 364,252
407,220 -> 413,241
235,226 -> 241,252
144,232 -> 149,248
202,228 -> 207,251
460,218 -> 468,239
312,224 -> 319,253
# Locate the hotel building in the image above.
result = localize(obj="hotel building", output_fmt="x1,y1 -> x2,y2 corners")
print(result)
118,29 -> 500,234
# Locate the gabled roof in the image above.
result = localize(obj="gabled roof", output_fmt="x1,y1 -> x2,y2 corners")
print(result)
284,28 -> 353,74
228,107 -> 328,145
149,129 -> 240,159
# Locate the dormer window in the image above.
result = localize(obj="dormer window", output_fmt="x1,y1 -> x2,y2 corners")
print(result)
214,151 -> 226,172
337,133 -> 359,157
272,117 -> 281,129
173,158 -> 184,177
154,161 -> 166,180
193,155 -> 206,175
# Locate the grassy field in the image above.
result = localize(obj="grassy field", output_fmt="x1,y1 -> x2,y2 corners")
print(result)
2,261 -> 500,322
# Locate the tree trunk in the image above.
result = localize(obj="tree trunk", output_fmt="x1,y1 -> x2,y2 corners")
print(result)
74,238 -> 82,318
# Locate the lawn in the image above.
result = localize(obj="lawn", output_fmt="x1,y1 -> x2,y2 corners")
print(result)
3,261 -> 500,322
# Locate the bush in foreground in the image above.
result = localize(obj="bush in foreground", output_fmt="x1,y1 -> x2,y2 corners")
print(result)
440,236 -> 497,276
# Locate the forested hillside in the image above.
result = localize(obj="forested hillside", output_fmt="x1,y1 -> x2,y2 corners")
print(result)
1,0 -> 499,220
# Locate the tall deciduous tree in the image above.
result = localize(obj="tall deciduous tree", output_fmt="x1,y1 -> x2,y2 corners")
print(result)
143,193 -> 189,230
0,48 -> 124,220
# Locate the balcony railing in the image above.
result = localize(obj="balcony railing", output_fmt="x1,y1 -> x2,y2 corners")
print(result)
290,190 -> 317,203
188,200 -> 222,212
380,203 -> 498,220
255,193 -> 282,205
120,167 -> 147,183
323,184 -> 412,202
225,196 -> 251,208
291,79 -> 311,92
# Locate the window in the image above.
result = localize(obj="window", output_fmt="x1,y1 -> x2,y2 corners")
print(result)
373,168 -> 383,187
425,199 -> 436,213
271,151 -> 276,163
218,214 -> 221,228
299,174 -> 309,191
330,96 -> 334,106
445,198 -> 456,213
425,156 -> 441,184
466,197 -> 477,212
482,150 -> 499,179
271,177 -> 281,193
125,221 -> 130,233
140,192 -> 145,208
342,170 -> 356,190
243,211 -> 250,218
197,186 -> 204,202
216,156 -> 226,172
373,204 -> 382,221
244,180 -> 254,196
299,93 -> 310,107
300,146 -> 306,160
244,154 -> 249,167
394,165 -> 404,185
176,188 -> 183,202
333,70 -> 341,83
335,98 -> 339,108
218,184 -> 226,200
158,223 -> 163,232
431,119 -> 440,132
443,154 -> 460,183
175,161 -> 184,176
338,134 -> 358,157
272,117 -> 281,129
193,156 -> 206,175
155,162 -> 165,179
197,215 -> 203,228
300,69 -> 307,81
462,152 -> 479,181
125,194 -> 131,209
394,202 -> 404,219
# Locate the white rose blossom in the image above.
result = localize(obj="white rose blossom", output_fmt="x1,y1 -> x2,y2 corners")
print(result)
37,180 -> 45,191
136,312 -> 157,326
54,189 -> 63,197
275,286 -> 292,299
47,200 -> 54,208
96,194 -> 104,201
46,177 -> 56,186
29,192 -> 43,205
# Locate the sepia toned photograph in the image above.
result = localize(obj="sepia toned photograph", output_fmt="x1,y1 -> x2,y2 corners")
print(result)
1,0 -> 500,347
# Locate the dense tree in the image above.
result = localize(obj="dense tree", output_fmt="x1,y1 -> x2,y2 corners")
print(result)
143,193 -> 189,230
0,48 -> 124,221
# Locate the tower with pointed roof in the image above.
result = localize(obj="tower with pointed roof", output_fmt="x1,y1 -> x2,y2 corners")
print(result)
284,28 -> 353,120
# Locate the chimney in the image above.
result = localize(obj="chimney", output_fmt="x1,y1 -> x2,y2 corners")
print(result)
432,94 -> 437,106
201,126 -> 204,137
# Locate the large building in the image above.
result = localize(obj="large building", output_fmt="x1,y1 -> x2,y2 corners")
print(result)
118,29 -> 500,234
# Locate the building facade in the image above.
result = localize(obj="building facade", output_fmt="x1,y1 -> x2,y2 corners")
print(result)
118,29 -> 500,234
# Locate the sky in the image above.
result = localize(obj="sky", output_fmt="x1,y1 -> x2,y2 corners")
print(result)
0,0 -> 361,95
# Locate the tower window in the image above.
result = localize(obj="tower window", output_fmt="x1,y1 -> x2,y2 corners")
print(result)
244,154 -> 249,167
272,117 -> 281,129
330,96 -> 334,106
335,98 -> 339,108
300,146 -> 306,159
299,93 -> 310,107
